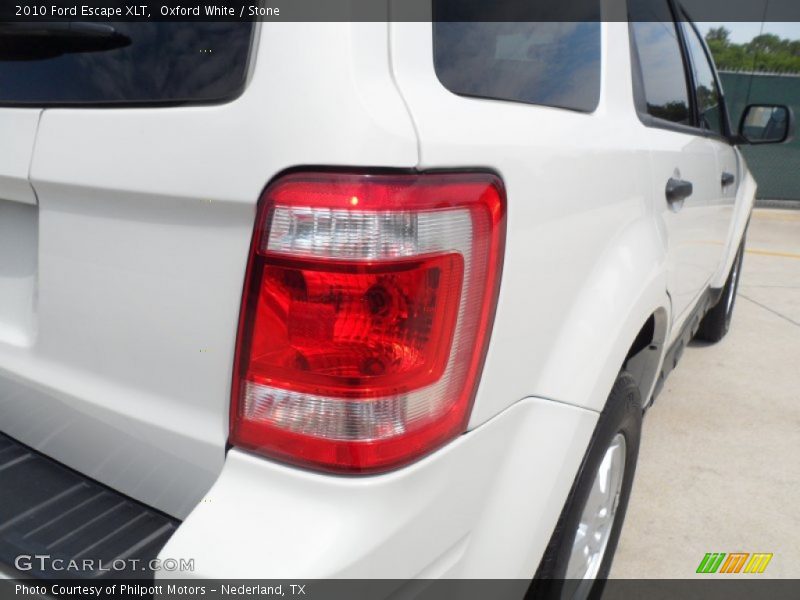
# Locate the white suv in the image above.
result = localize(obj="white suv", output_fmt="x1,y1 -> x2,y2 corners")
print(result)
0,1 -> 792,594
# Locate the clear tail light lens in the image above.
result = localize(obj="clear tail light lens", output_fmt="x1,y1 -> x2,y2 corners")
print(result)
230,172 -> 506,473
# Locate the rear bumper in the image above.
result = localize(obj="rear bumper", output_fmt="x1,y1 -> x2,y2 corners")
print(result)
158,397 -> 597,579
0,433 -> 177,580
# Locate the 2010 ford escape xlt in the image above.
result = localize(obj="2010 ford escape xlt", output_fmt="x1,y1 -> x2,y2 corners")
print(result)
0,0 -> 793,596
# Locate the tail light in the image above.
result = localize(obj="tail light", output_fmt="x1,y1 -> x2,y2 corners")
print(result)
230,171 -> 506,473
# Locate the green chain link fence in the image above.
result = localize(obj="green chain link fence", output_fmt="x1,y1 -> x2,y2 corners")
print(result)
720,71 -> 800,201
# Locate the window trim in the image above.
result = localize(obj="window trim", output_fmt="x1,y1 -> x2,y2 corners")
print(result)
678,11 -> 735,141
627,0 -> 735,145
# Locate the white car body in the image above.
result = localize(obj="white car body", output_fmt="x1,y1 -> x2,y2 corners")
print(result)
0,13 -> 754,581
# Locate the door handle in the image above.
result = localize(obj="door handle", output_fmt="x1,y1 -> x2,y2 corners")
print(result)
665,177 -> 693,210
721,172 -> 736,187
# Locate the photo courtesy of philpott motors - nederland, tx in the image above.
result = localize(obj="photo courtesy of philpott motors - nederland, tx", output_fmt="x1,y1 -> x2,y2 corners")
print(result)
14,583 -> 287,597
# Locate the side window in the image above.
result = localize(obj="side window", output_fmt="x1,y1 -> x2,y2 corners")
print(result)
629,0 -> 692,125
433,2 -> 602,112
682,22 -> 726,136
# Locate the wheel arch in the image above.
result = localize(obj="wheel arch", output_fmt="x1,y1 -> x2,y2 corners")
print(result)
623,307 -> 669,408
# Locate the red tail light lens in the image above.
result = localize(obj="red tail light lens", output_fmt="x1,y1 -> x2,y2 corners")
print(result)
230,172 -> 506,473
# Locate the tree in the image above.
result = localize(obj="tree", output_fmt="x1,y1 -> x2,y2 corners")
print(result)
706,29 -> 800,73
747,34 -> 784,56
706,27 -> 730,44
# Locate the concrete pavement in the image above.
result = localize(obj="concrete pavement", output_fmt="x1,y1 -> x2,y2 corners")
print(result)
611,208 -> 800,578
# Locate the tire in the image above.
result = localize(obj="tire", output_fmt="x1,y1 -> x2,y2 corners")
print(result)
529,372 -> 642,600
695,238 -> 745,343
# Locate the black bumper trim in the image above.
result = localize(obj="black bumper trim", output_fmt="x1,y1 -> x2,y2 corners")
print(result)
0,432 -> 179,579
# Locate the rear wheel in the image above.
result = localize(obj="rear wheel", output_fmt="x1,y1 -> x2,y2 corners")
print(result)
529,372 -> 642,600
695,238 -> 745,343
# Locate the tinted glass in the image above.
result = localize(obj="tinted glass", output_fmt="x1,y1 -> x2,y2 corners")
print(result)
629,0 -> 691,125
433,20 -> 601,112
0,23 -> 253,105
682,22 -> 725,136
741,106 -> 789,143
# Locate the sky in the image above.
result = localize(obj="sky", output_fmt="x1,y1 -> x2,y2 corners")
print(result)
698,22 -> 800,44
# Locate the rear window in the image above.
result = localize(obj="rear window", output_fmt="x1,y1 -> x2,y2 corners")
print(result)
0,23 -> 253,105
433,16 -> 602,112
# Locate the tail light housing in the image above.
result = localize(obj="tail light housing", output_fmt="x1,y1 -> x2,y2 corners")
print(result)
230,171 -> 505,473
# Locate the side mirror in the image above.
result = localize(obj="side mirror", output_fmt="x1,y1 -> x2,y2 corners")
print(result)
738,104 -> 794,145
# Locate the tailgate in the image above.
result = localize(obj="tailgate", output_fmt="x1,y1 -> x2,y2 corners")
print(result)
0,108 -> 40,347
0,24 -> 256,519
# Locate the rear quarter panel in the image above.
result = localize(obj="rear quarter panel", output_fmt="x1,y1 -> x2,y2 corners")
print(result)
390,20 -> 670,418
